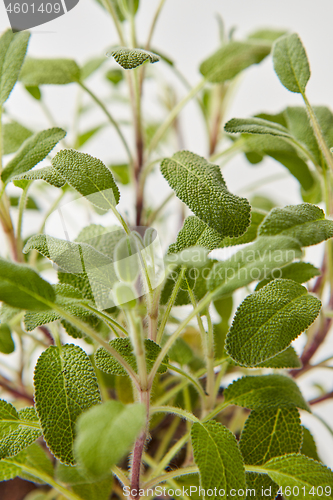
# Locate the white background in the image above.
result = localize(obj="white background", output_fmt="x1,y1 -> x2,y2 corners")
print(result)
1,0 -> 333,467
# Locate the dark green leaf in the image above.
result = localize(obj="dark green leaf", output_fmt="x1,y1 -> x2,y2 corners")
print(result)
0,324 -> 15,354
301,426 -> 321,462
108,47 -> 159,69
34,344 -> 101,464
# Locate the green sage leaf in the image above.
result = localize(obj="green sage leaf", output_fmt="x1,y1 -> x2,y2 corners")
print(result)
0,323 -> 15,354
273,33 -> 310,93
0,29 -> 30,105
3,121 -> 33,155
20,58 -> 80,85
108,47 -> 159,69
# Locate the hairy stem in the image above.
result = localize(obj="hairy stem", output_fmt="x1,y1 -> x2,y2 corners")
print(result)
130,388 -> 150,498
16,180 -> 32,261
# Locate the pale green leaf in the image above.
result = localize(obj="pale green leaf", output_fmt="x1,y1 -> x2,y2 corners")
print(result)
273,33 -> 310,93
1,128 -> 66,184
74,400 -> 145,479
3,121 -> 33,155
224,117 -> 292,139
56,463 -> 112,500
0,258 -> 55,311
301,426 -> 321,462
108,47 -> 159,69
200,41 -> 271,84
0,401 -> 41,459
20,58 -> 80,85
34,344 -> 101,464
207,235 -> 302,298
95,338 -> 168,375
0,30 -> 30,105
224,374 -> 309,411
11,165 -> 66,188
240,408 -> 302,465
255,261 -> 320,290
248,29 -> 287,43
52,149 -> 120,210
80,57 -> 106,80
0,324 -> 15,354
161,151 -> 250,237
0,443 -> 53,483
258,203 -> 333,246
226,279 -> 321,367
261,454 -> 333,500
168,338 -> 193,366
191,421 -> 246,500
110,163 -> 130,184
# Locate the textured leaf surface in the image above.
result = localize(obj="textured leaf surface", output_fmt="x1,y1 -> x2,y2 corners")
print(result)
255,262 -> 320,290
256,346 -> 301,369
0,323 -> 15,354
245,472 -> 278,500
240,408 -> 302,465
34,344 -> 101,464
12,166 -> 66,188
200,41 -> 270,83
1,128 -> 66,184
262,454 -> 333,500
74,400 -> 145,479
161,151 -> 250,237
0,443 -> 53,483
0,30 -> 30,105
273,34 -> 310,93
3,121 -> 33,155
95,338 -> 168,375
226,279 -> 321,367
258,204 -> 333,246
208,235 -> 302,297
224,375 -> 309,411
0,402 -> 41,459
109,47 -> 159,69
301,426 -> 320,462
225,117 -> 292,139
0,258 -> 55,311
52,149 -> 120,210
191,421 -> 246,499
20,58 -> 80,85
168,216 -> 223,253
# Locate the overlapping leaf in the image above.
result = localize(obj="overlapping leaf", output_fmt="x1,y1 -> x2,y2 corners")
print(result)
224,375 -> 309,411
0,443 -> 53,483
1,128 -> 66,184
191,421 -> 246,500
56,463 -> 112,500
3,121 -> 33,155
52,149 -> 120,210
74,400 -> 145,479
34,344 -> 101,464
226,279 -> 321,367
12,166 -> 66,188
161,151 -> 250,237
255,262 -> 320,290
258,204 -> 333,246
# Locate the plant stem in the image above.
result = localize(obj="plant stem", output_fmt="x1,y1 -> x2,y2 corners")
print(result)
147,192 -> 174,226
156,266 -> 186,344
101,0 -> 125,44
164,363 -> 206,400
131,387 -> 150,499
78,81 -> 133,164
308,390 -> 333,406
143,466 -> 198,490
145,0 -> 167,50
147,431 -> 191,480
205,310 -> 215,411
81,302 -> 128,336
112,465 -> 130,487
150,405 -> 199,423
16,180 -> 32,261
147,78 -> 207,157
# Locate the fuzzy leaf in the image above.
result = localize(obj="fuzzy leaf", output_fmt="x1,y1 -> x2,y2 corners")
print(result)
208,235 -> 302,298
200,41 -> 271,84
191,421 -> 246,500
108,47 -> 159,69
161,151 -> 250,237
52,149 -> 120,210
74,400 -> 145,479
1,128 -> 66,184
256,346 -> 301,369
301,426 -> 320,462
224,374 -> 309,411
225,117 -> 292,139
261,454 -> 333,499
95,338 -> 168,375
34,344 -> 101,464
0,443 -> 53,483
0,324 -> 15,354
0,402 -> 42,459
3,121 -> 33,155
273,34 -> 310,93
240,408 -> 302,465
258,204 -> 333,246
255,262 -> 320,290
168,216 -> 223,253
226,279 -> 321,367
219,210 -> 266,247
20,58 -> 80,85
11,166 -> 66,188
0,258 -> 55,311
0,30 -> 30,105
